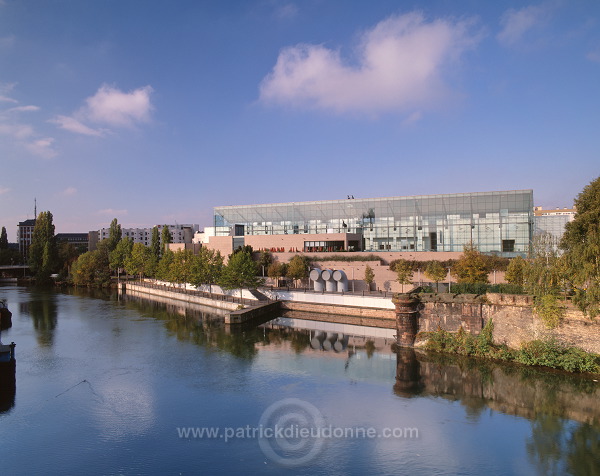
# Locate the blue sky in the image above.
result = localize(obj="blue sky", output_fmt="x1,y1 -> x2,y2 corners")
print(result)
1,0 -> 599,240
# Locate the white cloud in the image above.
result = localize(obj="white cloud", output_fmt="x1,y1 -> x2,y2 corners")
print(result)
24,137 -> 58,159
259,12 -> 480,115
401,110 -> 423,126
49,115 -> 104,137
7,105 -> 40,113
85,84 -> 153,127
97,208 -> 128,216
52,84 -> 154,135
274,2 -> 298,20
497,3 -> 553,46
0,186 -> 10,195
0,122 -> 34,139
61,187 -> 77,196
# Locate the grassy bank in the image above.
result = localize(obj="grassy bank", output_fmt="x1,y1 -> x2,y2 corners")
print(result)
419,319 -> 600,374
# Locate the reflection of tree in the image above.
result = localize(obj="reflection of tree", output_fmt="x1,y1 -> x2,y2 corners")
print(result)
565,423 -> 600,476
27,288 -> 58,346
365,340 -> 375,359
289,331 -> 310,354
527,415 -> 600,476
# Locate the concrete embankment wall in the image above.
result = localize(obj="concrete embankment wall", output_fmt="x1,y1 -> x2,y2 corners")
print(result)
415,293 -> 600,354
124,283 -> 240,311
280,301 -> 395,321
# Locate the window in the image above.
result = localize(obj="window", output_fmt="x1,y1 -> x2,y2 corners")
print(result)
502,240 -> 515,252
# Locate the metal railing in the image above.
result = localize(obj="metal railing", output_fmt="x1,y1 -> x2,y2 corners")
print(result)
129,281 -> 269,307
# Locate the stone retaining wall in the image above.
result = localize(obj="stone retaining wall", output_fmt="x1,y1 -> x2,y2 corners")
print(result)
410,293 -> 600,354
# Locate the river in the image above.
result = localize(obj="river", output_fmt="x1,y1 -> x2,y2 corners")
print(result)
0,284 -> 598,475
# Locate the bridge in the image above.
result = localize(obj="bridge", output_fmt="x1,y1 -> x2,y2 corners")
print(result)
0,265 -> 31,278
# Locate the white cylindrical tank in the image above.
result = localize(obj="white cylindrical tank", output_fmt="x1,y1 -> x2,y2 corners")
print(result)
333,269 -> 348,292
309,268 -> 325,292
322,269 -> 336,292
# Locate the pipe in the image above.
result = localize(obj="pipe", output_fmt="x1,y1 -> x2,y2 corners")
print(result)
309,269 -> 325,292
322,269 -> 336,292
333,269 -> 348,292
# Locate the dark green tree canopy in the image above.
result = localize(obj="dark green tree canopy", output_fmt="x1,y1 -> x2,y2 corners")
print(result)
219,251 -> 262,291
151,226 -> 161,260
0,226 -> 8,249
29,211 -> 59,280
106,218 -> 122,252
161,225 -> 172,253
560,176 -> 600,316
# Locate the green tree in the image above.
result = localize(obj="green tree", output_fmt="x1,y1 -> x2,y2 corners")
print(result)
106,218 -> 122,252
287,255 -> 310,287
267,261 -> 287,285
258,250 -> 273,276
150,226 -> 161,261
451,243 -> 490,284
156,249 -> 175,281
110,237 -> 133,275
161,225 -> 172,253
560,175 -> 600,317
425,261 -> 447,292
0,247 -> 22,266
188,247 -> 224,292
364,264 -> 375,291
524,233 -> 562,296
395,259 -> 413,293
505,255 -> 526,287
0,226 -> 8,249
71,250 -> 111,286
219,251 -> 262,296
125,242 -> 153,279
57,241 -> 80,279
29,211 -> 59,281
170,249 -> 195,288
203,248 -> 224,292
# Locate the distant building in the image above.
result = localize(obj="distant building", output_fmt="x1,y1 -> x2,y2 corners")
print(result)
534,206 -> 576,242
55,233 -> 89,252
17,218 -> 36,261
91,224 -> 199,250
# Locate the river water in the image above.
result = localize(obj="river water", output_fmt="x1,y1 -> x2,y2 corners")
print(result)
0,284 -> 599,475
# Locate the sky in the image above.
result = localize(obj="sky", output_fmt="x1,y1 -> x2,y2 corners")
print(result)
1,0 -> 599,240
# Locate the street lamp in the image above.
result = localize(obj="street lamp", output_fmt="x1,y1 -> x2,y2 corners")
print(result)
447,267 -> 452,293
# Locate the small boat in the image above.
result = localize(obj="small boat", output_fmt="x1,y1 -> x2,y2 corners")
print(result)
0,341 -> 15,365
0,298 -> 12,330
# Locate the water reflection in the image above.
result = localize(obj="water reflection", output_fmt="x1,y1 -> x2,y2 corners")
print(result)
20,288 -> 58,346
395,349 -> 600,425
0,364 -> 16,414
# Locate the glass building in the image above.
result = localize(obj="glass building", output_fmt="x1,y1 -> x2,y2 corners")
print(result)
213,190 -> 534,256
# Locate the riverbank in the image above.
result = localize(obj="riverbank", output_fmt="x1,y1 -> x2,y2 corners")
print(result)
418,320 -> 600,374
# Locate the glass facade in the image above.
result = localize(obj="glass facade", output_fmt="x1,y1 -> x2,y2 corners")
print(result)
214,190 -> 534,256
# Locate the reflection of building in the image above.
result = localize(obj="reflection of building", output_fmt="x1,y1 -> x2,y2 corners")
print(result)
206,190 -> 534,257
534,206 -> 576,242
17,218 -> 36,260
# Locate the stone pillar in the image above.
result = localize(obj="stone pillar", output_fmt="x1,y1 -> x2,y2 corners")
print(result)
393,293 -> 420,346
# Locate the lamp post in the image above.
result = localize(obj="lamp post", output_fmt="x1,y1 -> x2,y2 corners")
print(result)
447,267 -> 452,293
